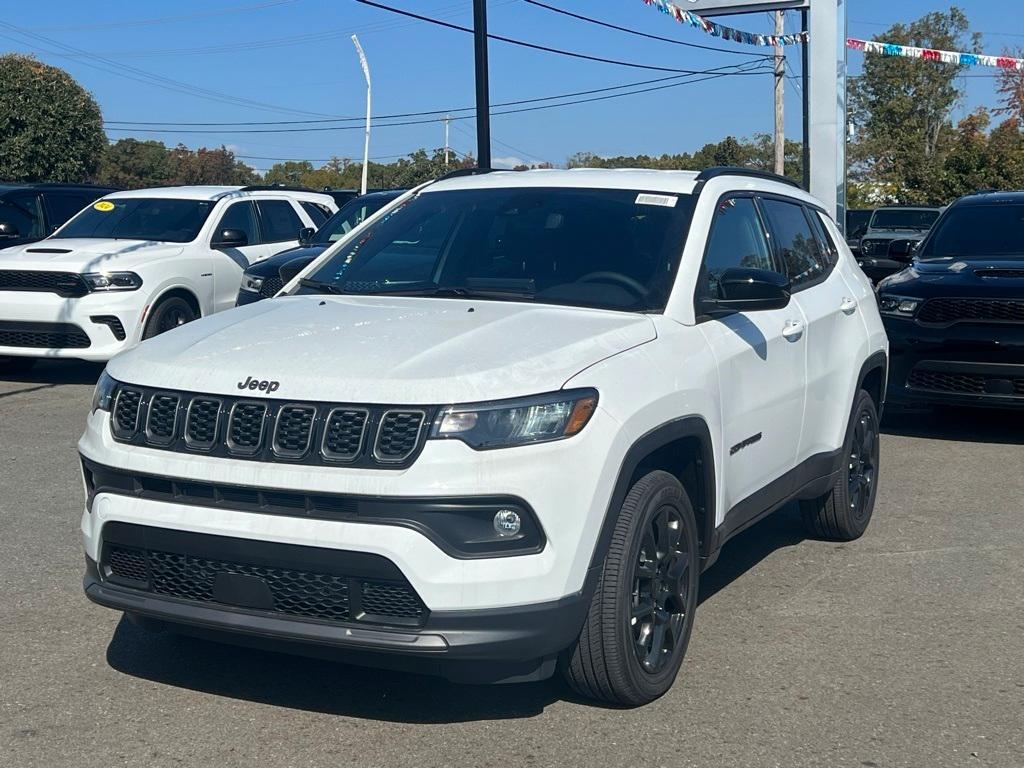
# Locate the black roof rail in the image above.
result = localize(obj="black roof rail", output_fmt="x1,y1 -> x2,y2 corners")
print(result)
435,167 -> 497,181
695,166 -> 801,189
238,183 -> 319,194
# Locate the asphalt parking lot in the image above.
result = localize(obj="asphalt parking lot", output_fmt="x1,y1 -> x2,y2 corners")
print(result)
2,360 -> 1023,768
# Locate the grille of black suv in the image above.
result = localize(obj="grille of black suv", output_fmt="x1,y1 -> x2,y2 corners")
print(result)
908,368 -> 1024,397
259,276 -> 284,298
0,321 -> 91,349
918,297 -> 1024,325
0,270 -> 89,297
859,237 -> 892,257
109,384 -> 434,469
101,527 -> 427,627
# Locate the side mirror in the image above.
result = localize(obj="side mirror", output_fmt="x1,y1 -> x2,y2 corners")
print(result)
212,228 -> 248,249
887,238 -> 917,262
278,255 -> 316,287
298,226 -> 316,246
701,267 -> 791,315
0,222 -> 20,239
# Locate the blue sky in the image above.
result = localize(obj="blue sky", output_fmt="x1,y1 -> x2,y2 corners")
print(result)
3,1 -> 1020,171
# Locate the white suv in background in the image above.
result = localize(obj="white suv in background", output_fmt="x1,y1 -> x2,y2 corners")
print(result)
79,168 -> 887,706
0,185 -> 336,366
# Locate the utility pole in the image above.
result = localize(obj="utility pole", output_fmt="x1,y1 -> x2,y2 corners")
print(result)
774,10 -> 785,176
351,34 -> 371,196
472,0 -> 491,169
443,114 -> 451,168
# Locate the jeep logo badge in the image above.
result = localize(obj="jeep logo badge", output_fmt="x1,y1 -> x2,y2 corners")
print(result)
237,376 -> 280,394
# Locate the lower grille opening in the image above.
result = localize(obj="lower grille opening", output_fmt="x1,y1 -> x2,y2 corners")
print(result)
90,315 -> 126,341
102,530 -> 427,627
908,368 -> 1024,397
0,321 -> 90,349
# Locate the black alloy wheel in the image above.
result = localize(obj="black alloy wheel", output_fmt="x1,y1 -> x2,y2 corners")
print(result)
143,296 -> 197,340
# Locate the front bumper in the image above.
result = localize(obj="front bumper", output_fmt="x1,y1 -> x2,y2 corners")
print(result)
885,316 -> 1024,408
0,290 -> 142,361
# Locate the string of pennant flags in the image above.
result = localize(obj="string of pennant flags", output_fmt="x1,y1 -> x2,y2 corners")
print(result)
641,0 -> 809,47
848,38 -> 1024,70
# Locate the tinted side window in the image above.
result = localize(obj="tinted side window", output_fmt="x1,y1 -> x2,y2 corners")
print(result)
300,201 -> 329,227
215,201 -> 259,245
760,198 -> 826,289
45,193 -> 93,231
807,209 -> 839,267
700,196 -> 774,299
0,193 -> 44,238
257,200 -> 303,242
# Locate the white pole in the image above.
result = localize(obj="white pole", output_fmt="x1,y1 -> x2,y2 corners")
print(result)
444,114 -> 450,167
351,34 -> 371,196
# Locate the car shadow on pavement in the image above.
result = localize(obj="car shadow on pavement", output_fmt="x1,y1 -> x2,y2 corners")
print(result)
882,406 -> 1024,445
103,507 -> 807,720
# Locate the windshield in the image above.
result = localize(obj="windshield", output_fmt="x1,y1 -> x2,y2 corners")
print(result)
869,208 -> 939,230
313,193 -> 399,245
918,204 -> 1024,260
846,209 -> 872,238
57,198 -> 215,242
302,187 -> 696,312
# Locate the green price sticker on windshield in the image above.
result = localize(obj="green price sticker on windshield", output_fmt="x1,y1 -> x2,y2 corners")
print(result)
94,201 -> 115,212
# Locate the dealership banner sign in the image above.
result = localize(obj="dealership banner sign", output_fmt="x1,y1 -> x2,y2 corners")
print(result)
641,0 -> 809,47
848,38 -> 1024,70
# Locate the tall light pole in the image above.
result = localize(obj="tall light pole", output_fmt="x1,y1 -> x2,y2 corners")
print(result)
351,34 -> 371,195
472,0 -> 491,168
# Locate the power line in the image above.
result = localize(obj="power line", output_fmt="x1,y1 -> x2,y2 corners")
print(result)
522,0 -> 770,59
354,0 -> 767,75
104,62 -> 770,135
105,71 -> 755,127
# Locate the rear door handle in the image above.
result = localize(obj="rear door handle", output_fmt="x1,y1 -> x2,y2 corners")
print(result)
782,320 -> 805,341
840,297 -> 858,315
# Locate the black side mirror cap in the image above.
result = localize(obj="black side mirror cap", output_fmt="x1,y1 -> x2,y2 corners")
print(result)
887,238 -> 918,261
212,228 -> 248,249
699,267 -> 791,316
278,255 -> 316,287
0,222 -> 20,238
298,226 -> 316,246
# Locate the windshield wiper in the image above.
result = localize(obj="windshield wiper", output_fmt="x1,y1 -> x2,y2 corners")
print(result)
361,285 -> 535,301
298,278 -> 345,295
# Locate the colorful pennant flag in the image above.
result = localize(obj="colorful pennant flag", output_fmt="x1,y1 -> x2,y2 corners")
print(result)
642,0 -> 809,47
848,38 -> 1024,70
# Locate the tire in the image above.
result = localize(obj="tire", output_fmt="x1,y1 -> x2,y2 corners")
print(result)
0,356 -> 37,374
563,470 -> 700,706
800,389 -> 880,541
143,295 -> 197,340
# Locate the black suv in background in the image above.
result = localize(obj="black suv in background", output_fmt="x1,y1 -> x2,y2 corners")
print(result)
236,189 -> 405,305
857,206 -> 942,283
0,183 -> 119,249
878,191 -> 1024,409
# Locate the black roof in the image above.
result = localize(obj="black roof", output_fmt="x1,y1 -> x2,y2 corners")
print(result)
954,189 -> 1024,206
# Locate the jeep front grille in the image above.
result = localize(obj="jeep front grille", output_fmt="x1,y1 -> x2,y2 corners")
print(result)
109,384 -> 433,469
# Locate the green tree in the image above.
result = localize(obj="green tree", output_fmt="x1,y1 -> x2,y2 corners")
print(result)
169,144 -> 256,185
994,48 -> 1024,124
849,8 -> 979,204
0,54 -> 106,182
96,139 -> 174,188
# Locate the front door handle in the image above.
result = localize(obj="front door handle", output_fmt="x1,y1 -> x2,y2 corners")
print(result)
782,320 -> 805,342
840,296 -> 858,315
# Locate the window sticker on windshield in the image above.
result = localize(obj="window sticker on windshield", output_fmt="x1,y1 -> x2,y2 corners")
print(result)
93,201 -> 115,212
635,193 -> 677,208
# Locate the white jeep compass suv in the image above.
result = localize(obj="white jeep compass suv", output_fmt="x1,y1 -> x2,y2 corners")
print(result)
0,185 -> 336,366
79,168 -> 888,706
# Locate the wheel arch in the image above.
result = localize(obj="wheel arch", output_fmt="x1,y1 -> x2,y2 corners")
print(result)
136,285 -> 203,342
584,416 -> 717,599
856,350 -> 888,415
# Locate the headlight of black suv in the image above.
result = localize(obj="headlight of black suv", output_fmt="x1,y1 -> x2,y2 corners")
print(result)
240,273 -> 264,293
91,370 -> 119,413
877,294 -> 922,318
430,389 -> 598,450
83,272 -> 143,292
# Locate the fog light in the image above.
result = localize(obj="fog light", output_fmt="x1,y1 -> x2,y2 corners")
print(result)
493,508 -> 522,537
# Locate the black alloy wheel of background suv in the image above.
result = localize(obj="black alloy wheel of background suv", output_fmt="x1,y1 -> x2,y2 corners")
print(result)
878,190 -> 1024,410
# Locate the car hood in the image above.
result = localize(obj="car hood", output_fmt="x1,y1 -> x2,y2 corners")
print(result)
0,238 -> 183,271
879,258 -> 1024,298
863,229 -> 928,240
245,244 -> 327,277
106,295 -> 657,403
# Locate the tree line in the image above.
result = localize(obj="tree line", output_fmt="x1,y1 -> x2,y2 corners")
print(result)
4,6 -> 1024,204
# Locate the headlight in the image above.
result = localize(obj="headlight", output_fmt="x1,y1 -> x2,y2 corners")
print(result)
240,273 -> 264,293
91,370 -> 119,413
82,272 -> 142,292
878,294 -> 921,317
430,389 -> 598,450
